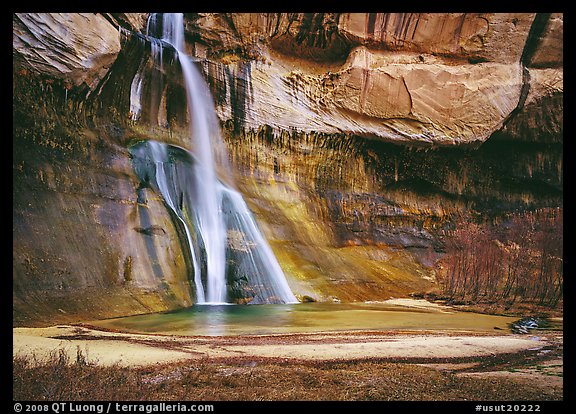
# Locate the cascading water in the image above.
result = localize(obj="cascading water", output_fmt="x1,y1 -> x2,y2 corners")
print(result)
130,13 -> 297,305
147,141 -> 205,304
159,13 -> 227,304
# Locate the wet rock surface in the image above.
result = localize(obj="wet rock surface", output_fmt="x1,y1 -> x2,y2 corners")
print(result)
13,13 -> 563,324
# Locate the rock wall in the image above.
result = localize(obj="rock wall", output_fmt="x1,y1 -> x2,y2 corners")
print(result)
12,70 -> 193,326
13,13 -> 194,326
222,127 -> 562,302
13,13 -> 563,146
13,13 -> 149,90
192,13 -> 563,144
13,13 -> 563,325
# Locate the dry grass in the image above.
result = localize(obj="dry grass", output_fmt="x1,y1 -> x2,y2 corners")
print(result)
13,349 -> 562,401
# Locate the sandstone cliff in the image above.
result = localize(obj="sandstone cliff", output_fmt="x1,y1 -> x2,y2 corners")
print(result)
14,13 -> 563,145
191,13 -> 563,144
13,13 -> 563,325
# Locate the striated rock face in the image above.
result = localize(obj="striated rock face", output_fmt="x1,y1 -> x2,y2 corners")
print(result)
12,12 -> 563,144
13,13 -> 149,90
13,13 -> 562,325
12,69 -> 194,325
200,46 -> 524,145
13,145 -> 193,326
223,127 -> 562,302
190,12 -> 562,145
13,13 -> 193,326
338,13 -> 534,63
14,13 -> 118,90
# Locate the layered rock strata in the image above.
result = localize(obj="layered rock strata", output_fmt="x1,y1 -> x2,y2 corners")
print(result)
13,13 -> 563,324
192,13 -> 563,144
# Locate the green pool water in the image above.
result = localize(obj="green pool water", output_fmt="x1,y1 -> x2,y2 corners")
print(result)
90,301 -> 524,336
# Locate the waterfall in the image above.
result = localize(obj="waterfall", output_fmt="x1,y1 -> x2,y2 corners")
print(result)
160,13 -> 227,304
147,141 -> 206,304
220,186 -> 297,303
132,13 -> 298,305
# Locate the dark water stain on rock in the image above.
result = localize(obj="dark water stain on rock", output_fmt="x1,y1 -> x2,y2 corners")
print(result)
134,225 -> 167,236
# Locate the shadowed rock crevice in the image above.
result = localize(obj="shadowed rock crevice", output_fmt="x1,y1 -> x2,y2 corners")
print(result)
502,14 -> 552,131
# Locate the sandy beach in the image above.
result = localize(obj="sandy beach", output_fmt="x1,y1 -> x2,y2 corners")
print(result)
12,324 -> 551,366
13,321 -> 563,401
13,298 -> 563,400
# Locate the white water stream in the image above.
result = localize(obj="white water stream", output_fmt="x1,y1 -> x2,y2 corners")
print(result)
139,13 -> 297,304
